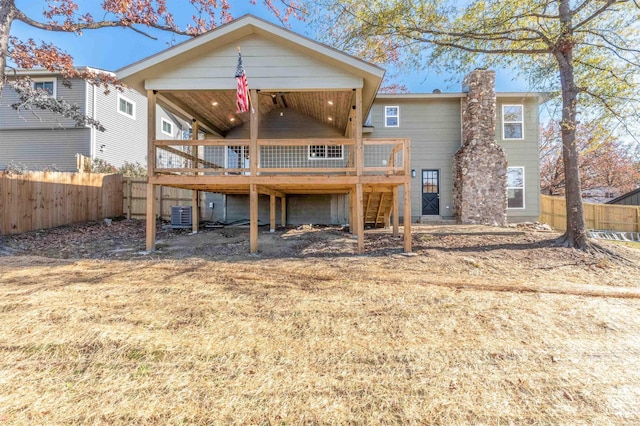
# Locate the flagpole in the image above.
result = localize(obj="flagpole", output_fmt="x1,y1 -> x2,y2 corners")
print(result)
238,46 -> 255,114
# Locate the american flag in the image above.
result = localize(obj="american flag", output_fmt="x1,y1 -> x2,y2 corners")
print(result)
235,50 -> 249,113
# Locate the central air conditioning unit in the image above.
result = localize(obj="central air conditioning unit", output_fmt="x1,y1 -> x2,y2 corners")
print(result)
171,206 -> 192,228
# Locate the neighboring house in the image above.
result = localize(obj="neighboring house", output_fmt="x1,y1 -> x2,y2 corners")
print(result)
606,187 -> 640,206
115,15 -> 543,253
0,67 -> 186,171
581,187 -> 619,204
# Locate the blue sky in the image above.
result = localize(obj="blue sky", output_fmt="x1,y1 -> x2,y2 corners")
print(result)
10,1 -> 531,94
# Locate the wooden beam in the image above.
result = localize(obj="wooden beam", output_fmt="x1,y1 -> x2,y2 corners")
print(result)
356,183 -> 364,253
349,188 -> 356,235
149,174 -> 408,186
281,196 -> 286,227
155,139 -> 248,147
403,182 -> 412,253
259,138 -> 355,146
157,93 -> 224,138
250,89 -> 259,176
256,185 -> 286,198
158,145 -> 222,169
393,186 -> 399,237
375,193 -> 385,227
146,183 -> 156,251
250,183 -> 258,254
355,88 -> 363,176
147,90 -> 156,175
270,194 -> 276,232
146,90 -> 157,251
191,190 -> 199,233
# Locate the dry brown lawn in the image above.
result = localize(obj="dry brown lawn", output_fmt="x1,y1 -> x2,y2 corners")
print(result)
1,221 -> 640,424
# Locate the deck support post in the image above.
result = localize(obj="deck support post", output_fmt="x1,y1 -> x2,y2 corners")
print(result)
270,194 -> 276,232
192,190 -> 199,233
249,89 -> 259,176
146,89 -> 157,251
281,196 -> 286,227
250,183 -> 258,254
393,186 -> 399,237
403,182 -> 412,252
356,183 -> 364,254
349,188 -> 356,236
355,88 -> 363,177
146,183 -> 157,251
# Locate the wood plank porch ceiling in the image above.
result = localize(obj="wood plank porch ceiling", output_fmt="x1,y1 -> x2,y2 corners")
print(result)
166,89 -> 353,135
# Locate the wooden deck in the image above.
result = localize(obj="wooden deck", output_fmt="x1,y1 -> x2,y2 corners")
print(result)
145,89 -> 412,254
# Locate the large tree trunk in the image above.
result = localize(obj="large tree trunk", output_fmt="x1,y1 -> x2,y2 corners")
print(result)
0,0 -> 16,92
555,0 -> 589,250
0,0 -> 15,254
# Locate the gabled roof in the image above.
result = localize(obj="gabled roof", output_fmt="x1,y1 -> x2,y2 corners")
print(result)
116,14 -> 384,106
606,187 -> 640,204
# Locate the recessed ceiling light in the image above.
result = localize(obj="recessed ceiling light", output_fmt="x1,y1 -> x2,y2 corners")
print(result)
211,101 -> 218,106
230,117 -> 235,122
328,117 -> 333,121
328,100 -> 334,105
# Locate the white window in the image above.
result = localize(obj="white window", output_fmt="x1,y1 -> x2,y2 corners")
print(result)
161,118 -> 173,136
117,93 -> 136,119
502,105 -> 523,139
308,145 -> 343,160
507,167 -> 525,209
384,106 -> 399,127
32,78 -> 57,97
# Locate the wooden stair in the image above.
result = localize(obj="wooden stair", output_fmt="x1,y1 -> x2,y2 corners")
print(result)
363,191 -> 394,227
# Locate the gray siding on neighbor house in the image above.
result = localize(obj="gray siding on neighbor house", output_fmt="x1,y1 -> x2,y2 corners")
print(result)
0,77 -> 88,130
0,128 -> 90,171
609,190 -> 640,206
93,88 -> 148,167
369,97 -> 463,220
497,97 -> 541,221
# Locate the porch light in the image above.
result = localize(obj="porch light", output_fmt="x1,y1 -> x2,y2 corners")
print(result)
211,101 -> 218,106
328,100 -> 334,105
411,169 -> 417,178
230,117 -> 235,122
328,117 -> 333,121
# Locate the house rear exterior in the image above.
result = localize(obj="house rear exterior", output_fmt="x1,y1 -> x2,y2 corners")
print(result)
0,67 -> 185,171
116,15 -> 543,254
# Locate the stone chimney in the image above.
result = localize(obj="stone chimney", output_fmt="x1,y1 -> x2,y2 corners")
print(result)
453,70 -> 508,225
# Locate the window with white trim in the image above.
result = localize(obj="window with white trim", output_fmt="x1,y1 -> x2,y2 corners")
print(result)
502,104 -> 523,139
117,93 -> 136,119
161,118 -> 173,136
32,78 -> 57,97
384,106 -> 399,127
308,145 -> 343,160
507,167 -> 525,209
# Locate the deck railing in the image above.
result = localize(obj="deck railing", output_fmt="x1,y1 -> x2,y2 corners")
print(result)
152,138 -> 409,176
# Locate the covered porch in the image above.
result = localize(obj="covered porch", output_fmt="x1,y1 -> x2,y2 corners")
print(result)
116,15 -> 412,254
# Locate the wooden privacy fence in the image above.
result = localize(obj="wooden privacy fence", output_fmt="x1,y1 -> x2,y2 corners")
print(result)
540,195 -> 640,232
0,172 -> 123,235
123,177 -> 205,220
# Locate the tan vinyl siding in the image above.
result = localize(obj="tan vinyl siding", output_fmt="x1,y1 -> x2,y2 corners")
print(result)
93,88 -> 148,167
497,97 -> 540,220
0,77 -> 87,130
369,98 -> 463,220
144,35 -> 363,91
0,128 -> 90,171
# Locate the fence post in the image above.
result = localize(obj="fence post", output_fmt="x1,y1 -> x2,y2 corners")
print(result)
637,207 -> 640,233
126,178 -> 132,220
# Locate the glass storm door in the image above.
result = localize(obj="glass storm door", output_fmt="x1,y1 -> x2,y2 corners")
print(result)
422,170 -> 440,215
